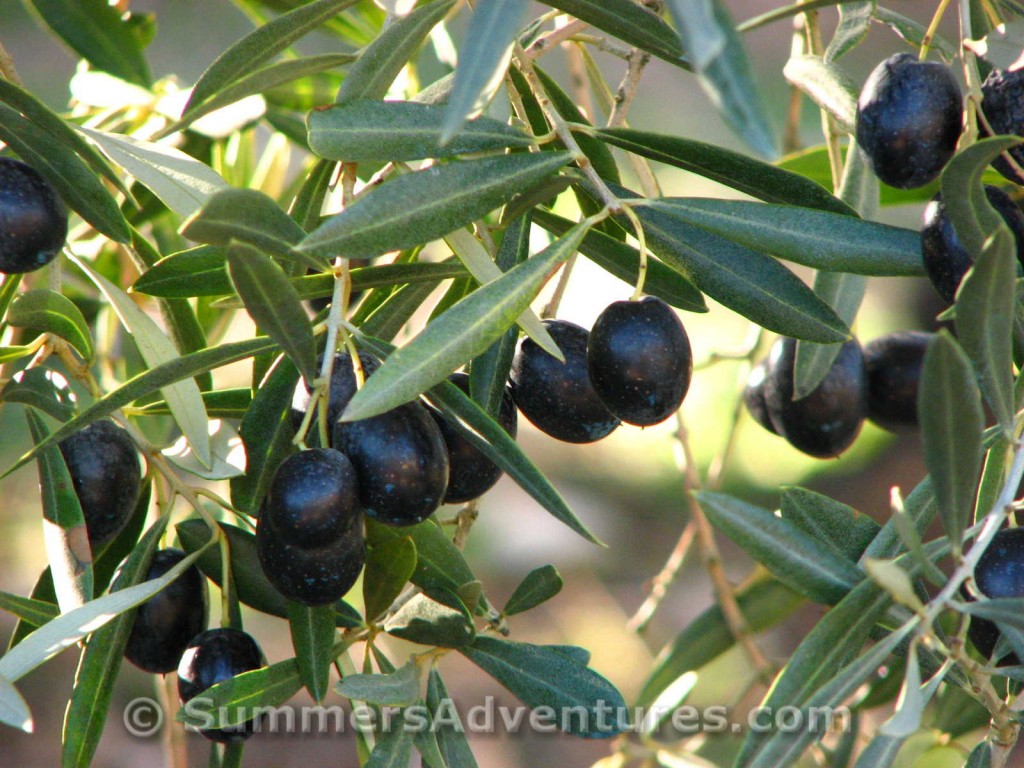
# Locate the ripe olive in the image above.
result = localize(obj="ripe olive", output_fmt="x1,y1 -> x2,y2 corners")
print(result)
743,361 -> 778,435
260,448 -> 360,548
177,628 -> 267,742
855,53 -> 962,189
980,68 -> 1024,184
256,520 -> 365,606
968,528 -> 1024,663
763,337 -> 867,458
290,350 -> 382,436
333,401 -> 449,526
921,186 -> 1024,304
587,297 -> 692,427
59,420 -> 142,547
510,319 -> 619,443
427,372 -> 517,504
0,156 -> 68,274
124,548 -> 209,674
863,332 -> 931,432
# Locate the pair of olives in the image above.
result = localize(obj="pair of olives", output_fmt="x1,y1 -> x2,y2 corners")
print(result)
744,332 -> 931,458
510,296 -> 693,443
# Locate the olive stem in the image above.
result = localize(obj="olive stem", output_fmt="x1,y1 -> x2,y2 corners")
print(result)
521,18 -> 590,62
513,48 -> 624,216
540,251 -> 577,319
919,0 -> 954,62
673,412 -> 775,683
452,500 -> 479,550
607,47 -> 660,199
160,673 -> 189,768
799,5 -> 843,191
627,519 -> 697,633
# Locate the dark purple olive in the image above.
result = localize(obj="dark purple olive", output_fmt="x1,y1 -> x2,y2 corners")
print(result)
260,448 -> 360,548
763,337 -> 867,458
743,361 -> 778,435
921,185 -> 1024,304
855,53 -> 962,189
333,401 -> 449,526
177,628 -> 266,743
587,297 -> 692,427
510,319 -> 619,443
124,548 -> 209,674
0,156 -> 67,274
256,517 -> 365,606
968,528 -> 1024,663
981,68 -> 1024,184
59,420 -> 142,547
427,372 -> 517,504
290,350 -> 382,436
863,332 -> 931,432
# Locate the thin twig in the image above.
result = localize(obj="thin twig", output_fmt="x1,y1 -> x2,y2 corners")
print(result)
627,520 -> 697,633
674,412 -> 774,682
522,18 -> 589,61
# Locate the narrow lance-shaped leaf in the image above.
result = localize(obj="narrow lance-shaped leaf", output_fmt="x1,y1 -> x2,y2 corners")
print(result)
941,137 -> 1024,260
627,200 -> 849,343
8,290 -> 93,362
444,226 -> 561,360
956,228 -> 1016,438
697,491 -> 863,604
538,0 -> 688,69
299,152 -> 572,261
228,244 -> 316,384
365,711 -> 415,768
427,669 -> 478,767
176,659 -> 304,729
918,331 -> 984,550
783,54 -> 859,132
60,517 -> 167,768
287,603 -> 336,703
794,272 -> 866,399
79,127 -> 228,218
0,675 -> 31,732
342,225 -> 587,421
663,0 -> 777,158
0,535 -> 208,683
25,0 -> 151,86
363,537 -> 418,621
441,0 -> 527,142
68,253 -> 212,468
337,0 -> 456,104
593,127 -> 853,214
504,565 -> 563,616
26,410 -> 92,613
184,0 -> 360,115
825,1 -> 876,62
181,188 -> 322,270
459,636 -> 627,737
309,100 -> 534,162
337,661 -> 422,706
174,53 -> 356,134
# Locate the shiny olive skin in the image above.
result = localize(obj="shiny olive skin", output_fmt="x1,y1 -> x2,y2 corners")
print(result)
290,350 -> 382,435
510,319 -> 619,443
177,628 -> 266,742
743,361 -> 778,435
863,332 -> 931,432
0,157 -> 68,274
587,297 -> 693,427
333,401 -> 449,526
58,420 -> 142,547
922,186 -> 1024,304
968,528 -> 1024,663
428,372 -> 517,504
260,448 -> 360,548
855,53 -> 962,189
256,517 -> 365,606
763,337 -> 867,458
124,548 -> 209,674
981,68 -> 1024,184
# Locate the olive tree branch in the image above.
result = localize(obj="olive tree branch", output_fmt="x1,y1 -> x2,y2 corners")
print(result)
674,412 -> 775,682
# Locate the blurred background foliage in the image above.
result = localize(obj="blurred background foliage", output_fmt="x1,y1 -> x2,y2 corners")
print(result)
0,1 -> 963,766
